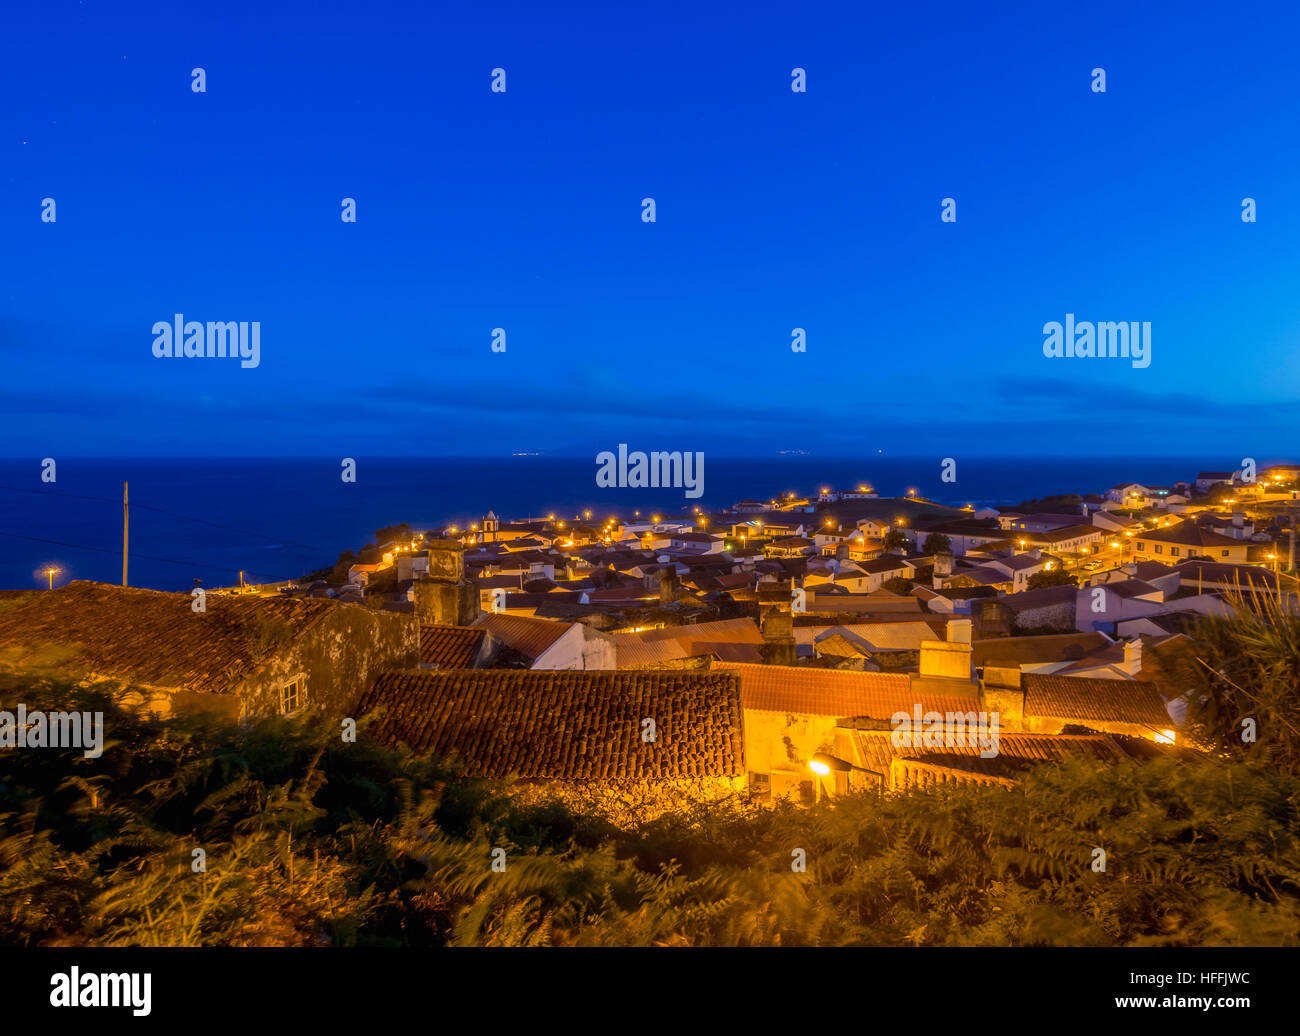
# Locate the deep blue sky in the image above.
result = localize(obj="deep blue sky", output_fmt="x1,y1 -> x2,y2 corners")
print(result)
2,0 -> 1298,458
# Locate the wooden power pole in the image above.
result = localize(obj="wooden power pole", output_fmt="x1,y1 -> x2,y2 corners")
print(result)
122,481 -> 129,587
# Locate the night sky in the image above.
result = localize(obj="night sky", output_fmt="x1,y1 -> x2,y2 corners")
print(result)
3,0 -> 1299,457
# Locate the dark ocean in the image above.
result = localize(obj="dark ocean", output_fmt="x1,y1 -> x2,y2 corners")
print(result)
0,456 -> 1220,591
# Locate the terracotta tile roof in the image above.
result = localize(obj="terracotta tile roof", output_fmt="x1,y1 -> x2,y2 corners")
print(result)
613,619 -> 762,667
1174,561 -> 1279,590
845,728 -> 1157,787
473,613 -> 572,661
635,618 -> 762,645
856,556 -> 913,574
1139,521 -> 1242,549
973,633 -> 1111,668
1000,584 -> 1077,612
717,662 -> 978,718
804,595 -> 924,614
795,621 -> 938,651
813,633 -> 871,658
355,669 -> 744,779
613,637 -> 691,668
418,624 -> 486,669
1023,673 -> 1172,728
0,580 -> 337,693
691,641 -> 763,663
1029,524 -> 1100,543
1101,578 -> 1161,598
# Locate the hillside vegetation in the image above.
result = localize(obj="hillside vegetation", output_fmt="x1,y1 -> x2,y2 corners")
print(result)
2,664 -> 1298,946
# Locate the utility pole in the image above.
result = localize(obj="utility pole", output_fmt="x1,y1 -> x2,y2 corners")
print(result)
122,481 -> 129,587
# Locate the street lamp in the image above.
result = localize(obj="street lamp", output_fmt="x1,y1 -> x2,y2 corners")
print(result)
809,752 -> 886,796
46,566 -> 58,590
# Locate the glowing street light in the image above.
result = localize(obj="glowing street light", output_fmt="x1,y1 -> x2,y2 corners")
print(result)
46,566 -> 59,590
808,752 -> 885,796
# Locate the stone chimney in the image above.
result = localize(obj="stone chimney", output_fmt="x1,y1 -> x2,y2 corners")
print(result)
918,618 -> 974,680
760,605 -> 797,666
981,685 -> 1025,731
413,539 -> 477,626
659,565 -> 680,604
835,542 -> 851,562
932,551 -> 953,579
1123,638 -> 1143,676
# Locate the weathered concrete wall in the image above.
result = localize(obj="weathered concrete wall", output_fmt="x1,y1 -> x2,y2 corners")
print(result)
239,605 -> 418,718
742,709 -> 838,787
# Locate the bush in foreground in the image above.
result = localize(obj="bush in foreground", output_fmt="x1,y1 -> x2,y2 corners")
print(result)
1,674 -> 1298,946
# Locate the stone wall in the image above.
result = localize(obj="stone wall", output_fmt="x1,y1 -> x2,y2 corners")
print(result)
238,605 -> 418,719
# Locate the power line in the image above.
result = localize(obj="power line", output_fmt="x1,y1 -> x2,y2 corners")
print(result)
0,529 -> 290,583
0,483 -> 320,554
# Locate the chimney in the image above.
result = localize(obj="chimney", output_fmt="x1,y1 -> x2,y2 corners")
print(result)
932,551 -> 953,578
919,628 -> 974,681
425,539 -> 465,582
760,605 -> 797,665
1124,638 -> 1143,676
659,565 -> 679,604
414,540 -> 477,626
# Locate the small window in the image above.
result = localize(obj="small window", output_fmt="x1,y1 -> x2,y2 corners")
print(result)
280,677 -> 305,714
1135,542 -> 1144,550
1171,547 -> 1180,557
1154,545 -> 1163,554
1222,550 -> 1229,557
